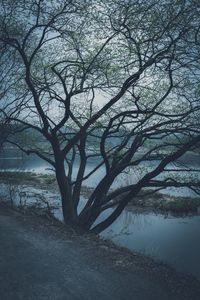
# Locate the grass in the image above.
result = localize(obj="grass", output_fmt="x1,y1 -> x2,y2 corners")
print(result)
158,198 -> 200,213
0,171 -> 56,185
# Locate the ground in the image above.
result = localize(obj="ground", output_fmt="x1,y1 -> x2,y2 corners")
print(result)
0,203 -> 200,300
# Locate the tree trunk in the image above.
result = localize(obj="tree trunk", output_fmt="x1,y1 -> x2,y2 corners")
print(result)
55,159 -> 78,225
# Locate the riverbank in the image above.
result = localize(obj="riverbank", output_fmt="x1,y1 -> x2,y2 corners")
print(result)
0,171 -> 199,215
1,171 -> 200,281
0,202 -> 200,300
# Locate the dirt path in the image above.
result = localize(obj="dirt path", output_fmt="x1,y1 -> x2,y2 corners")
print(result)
0,204 -> 200,300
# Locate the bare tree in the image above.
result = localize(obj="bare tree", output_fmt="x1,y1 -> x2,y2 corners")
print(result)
0,0 -> 200,233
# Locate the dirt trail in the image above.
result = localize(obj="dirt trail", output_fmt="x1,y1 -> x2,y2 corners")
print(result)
0,204 -> 200,300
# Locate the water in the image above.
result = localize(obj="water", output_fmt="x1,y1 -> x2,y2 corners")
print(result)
0,150 -> 200,279
0,149 -> 199,197
101,210 -> 200,279
0,150 -> 106,187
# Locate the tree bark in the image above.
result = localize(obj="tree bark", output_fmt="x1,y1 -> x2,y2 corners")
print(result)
55,158 -> 78,225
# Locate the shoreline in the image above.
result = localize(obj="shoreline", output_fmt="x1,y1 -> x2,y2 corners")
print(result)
1,172 -> 200,284
0,201 -> 200,292
0,171 -> 199,216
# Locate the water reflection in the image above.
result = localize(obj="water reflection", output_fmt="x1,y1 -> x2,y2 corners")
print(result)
102,210 -> 200,279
